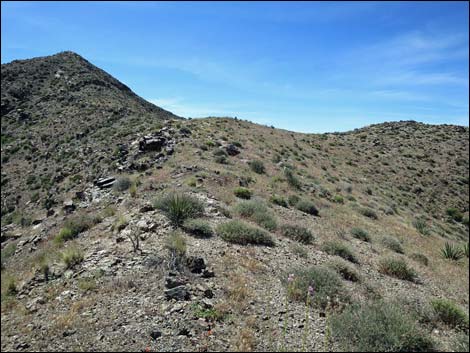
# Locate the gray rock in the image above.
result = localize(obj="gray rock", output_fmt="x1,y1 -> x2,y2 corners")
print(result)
164,285 -> 190,301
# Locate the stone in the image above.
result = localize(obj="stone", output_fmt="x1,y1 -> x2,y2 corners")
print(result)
202,269 -> 215,278
186,256 -> 206,274
150,330 -> 162,340
164,285 -> 190,301
165,277 -> 187,289
96,177 -> 115,189
63,199 -> 75,214
225,144 -> 240,156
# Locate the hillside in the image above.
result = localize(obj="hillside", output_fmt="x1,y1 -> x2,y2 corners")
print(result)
1,52 -> 469,352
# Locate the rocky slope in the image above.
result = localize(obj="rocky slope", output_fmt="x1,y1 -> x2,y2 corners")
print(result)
1,52 -> 469,352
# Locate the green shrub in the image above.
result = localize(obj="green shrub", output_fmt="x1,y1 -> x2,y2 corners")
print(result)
453,333 -> 470,352
284,168 -> 301,189
290,243 -> 308,258
182,219 -> 213,238
413,217 -> 430,235
322,241 -> 358,263
214,155 -> 228,164
234,200 -> 277,231
333,195 -> 344,204
328,259 -> 360,282
379,257 -> 417,282
284,266 -> 343,308
351,228 -> 370,242
217,220 -> 274,246
463,243 -> 469,258
54,214 -> 99,243
446,208 -> 463,222
270,195 -> 288,207
441,242 -> 464,260
164,231 -> 187,271
61,247 -> 84,269
410,253 -> 429,266
381,236 -> 404,254
331,301 -> 434,352
233,187 -> 252,199
358,207 -> 378,220
113,176 -> 132,192
154,193 -> 205,226
279,224 -> 314,244
249,160 -> 265,174
431,298 -> 469,329
288,194 -> 300,206
295,199 -> 319,216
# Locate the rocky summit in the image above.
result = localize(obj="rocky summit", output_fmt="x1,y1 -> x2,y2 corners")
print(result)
1,52 -> 469,352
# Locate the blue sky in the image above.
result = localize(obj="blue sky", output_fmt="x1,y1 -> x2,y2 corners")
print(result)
1,1 -> 469,133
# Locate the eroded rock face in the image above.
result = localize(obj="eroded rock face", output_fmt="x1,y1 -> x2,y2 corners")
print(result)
139,135 -> 166,152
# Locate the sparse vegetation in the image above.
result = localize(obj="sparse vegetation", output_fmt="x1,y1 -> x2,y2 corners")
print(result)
217,220 -> 275,246
413,217 -> 430,236
279,224 -> 314,244
295,199 -> 319,216
113,176 -> 132,192
431,298 -> 469,329
154,193 -> 205,226
284,266 -> 344,308
410,253 -> 429,266
61,247 -> 84,269
233,187 -> 252,199
351,227 -> 370,242
322,241 -> 358,263
234,200 -> 277,231
164,231 -> 187,271
379,257 -> 417,282
381,236 -> 404,254
328,258 -> 360,282
182,218 -> 213,238
331,301 -> 434,352
270,194 -> 288,207
441,242 -> 464,260
248,160 -> 265,174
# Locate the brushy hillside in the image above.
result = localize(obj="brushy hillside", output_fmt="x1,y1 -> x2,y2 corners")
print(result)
1,53 -> 469,352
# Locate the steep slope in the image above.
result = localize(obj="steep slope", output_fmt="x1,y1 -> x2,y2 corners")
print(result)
1,51 -> 179,217
1,53 -> 469,352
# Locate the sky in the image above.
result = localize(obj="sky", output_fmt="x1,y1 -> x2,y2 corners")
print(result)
1,1 -> 469,133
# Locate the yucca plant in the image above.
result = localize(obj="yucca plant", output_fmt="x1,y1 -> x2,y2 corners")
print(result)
462,243 -> 469,258
441,242 -> 464,261
154,193 -> 205,226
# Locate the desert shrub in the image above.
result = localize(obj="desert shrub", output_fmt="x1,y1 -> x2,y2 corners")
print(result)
381,236 -> 404,254
234,200 -> 277,231
288,194 -> 300,206
441,242 -> 464,260
214,154 -> 228,164
463,243 -> 469,258
333,195 -> 344,204
284,168 -> 301,189
431,298 -> 469,329
328,258 -> 360,282
410,253 -> 429,266
113,176 -> 132,192
284,266 -> 343,308
351,227 -> 370,242
322,241 -> 358,263
446,208 -> 463,222
290,243 -> 308,258
270,195 -> 288,207
249,160 -> 265,174
154,193 -> 204,226
331,301 -> 434,352
413,217 -> 430,235
217,220 -> 274,246
1,242 -> 17,266
295,199 -> 319,216
182,219 -> 213,238
55,214 -> 99,243
279,224 -> 314,244
358,207 -> 378,220
61,247 -> 84,269
379,257 -> 417,282
452,333 -> 470,352
233,187 -> 252,199
164,231 -> 187,271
